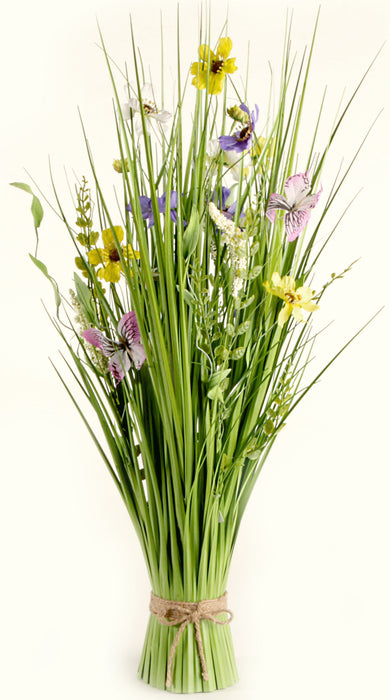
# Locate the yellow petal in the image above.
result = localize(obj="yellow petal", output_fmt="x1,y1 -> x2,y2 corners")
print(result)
209,72 -> 225,95
190,61 -> 202,76
198,44 -> 215,63
102,226 -> 124,249
265,273 -> 284,300
217,37 -> 233,59
271,271 -> 282,287
296,286 -> 314,303
102,262 -> 121,283
191,67 -> 208,90
292,307 -> 304,323
300,301 -> 319,313
124,245 -> 140,260
88,249 -> 103,265
223,57 -> 237,74
281,275 -> 296,293
278,304 -> 292,327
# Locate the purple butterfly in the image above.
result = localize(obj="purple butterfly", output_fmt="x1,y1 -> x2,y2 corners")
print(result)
82,311 -> 146,384
266,170 -> 322,242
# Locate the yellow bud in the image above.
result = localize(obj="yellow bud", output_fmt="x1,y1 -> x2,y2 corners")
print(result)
227,105 -> 248,124
113,158 -> 130,173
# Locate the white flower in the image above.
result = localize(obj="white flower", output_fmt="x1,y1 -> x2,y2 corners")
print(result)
207,139 -> 251,182
122,83 -> 171,136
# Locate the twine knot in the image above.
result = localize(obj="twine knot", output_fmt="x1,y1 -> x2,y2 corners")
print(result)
150,591 -> 233,688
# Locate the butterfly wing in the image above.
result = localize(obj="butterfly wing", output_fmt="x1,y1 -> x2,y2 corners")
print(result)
266,193 -> 291,222
82,328 -> 119,357
285,209 -> 311,242
108,349 -> 131,384
117,311 -> 146,371
118,311 -> 141,344
284,171 -> 311,206
300,184 -> 323,211
128,343 -> 146,370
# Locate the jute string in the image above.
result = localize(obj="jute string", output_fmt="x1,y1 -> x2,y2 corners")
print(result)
149,591 -> 233,688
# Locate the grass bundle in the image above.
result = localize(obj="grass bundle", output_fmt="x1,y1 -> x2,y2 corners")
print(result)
13,9 -> 378,693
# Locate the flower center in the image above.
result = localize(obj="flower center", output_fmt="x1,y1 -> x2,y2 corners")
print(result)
236,125 -> 251,141
109,248 -> 121,262
143,100 -> 158,114
285,291 -> 300,304
211,59 -> 224,74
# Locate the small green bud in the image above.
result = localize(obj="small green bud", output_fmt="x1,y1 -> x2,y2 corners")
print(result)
113,158 -> 130,173
227,105 -> 249,124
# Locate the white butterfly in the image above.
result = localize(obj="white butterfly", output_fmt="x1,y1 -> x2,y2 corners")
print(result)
83,311 -> 146,384
266,170 -> 322,242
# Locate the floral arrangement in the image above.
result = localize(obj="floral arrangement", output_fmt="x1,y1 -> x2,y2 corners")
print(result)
13,12 -> 376,694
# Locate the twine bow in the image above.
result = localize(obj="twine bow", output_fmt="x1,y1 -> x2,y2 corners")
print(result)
150,591 -> 233,688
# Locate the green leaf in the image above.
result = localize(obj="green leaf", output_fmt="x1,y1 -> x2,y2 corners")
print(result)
182,207 -> 200,259
77,231 -> 99,247
207,386 -> 224,402
74,272 -> 98,326
207,368 -> 231,401
239,294 -> 255,309
215,345 -> 229,360
221,454 -> 232,470
209,368 -> 231,389
29,254 -> 61,313
231,347 -> 245,360
237,320 -> 250,335
248,265 -> 262,280
11,182 -> 44,229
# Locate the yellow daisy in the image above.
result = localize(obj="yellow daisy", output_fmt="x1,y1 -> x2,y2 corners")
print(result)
263,272 -> 319,327
190,37 -> 237,95
88,226 -> 140,283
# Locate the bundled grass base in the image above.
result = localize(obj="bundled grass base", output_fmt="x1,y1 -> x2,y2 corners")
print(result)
139,609 -> 238,693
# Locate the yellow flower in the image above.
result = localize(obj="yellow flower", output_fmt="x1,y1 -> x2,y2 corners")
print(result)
190,37 -> 237,95
263,272 -> 319,327
88,226 -> 140,283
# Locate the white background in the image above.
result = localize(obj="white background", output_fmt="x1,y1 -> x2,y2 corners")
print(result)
1,1 -> 390,698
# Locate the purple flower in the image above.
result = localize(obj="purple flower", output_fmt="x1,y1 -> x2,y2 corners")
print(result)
214,187 -> 236,220
82,311 -> 146,384
266,170 -> 322,242
213,187 -> 244,221
218,103 -> 259,154
126,191 -> 186,228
